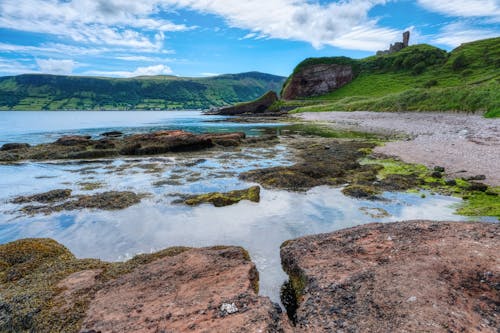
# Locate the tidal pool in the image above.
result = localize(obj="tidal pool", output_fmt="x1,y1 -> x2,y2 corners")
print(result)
0,111 -> 476,304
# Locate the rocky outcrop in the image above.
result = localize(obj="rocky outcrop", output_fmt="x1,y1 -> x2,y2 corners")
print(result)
280,221 -> 500,332
212,91 -> 278,115
0,130 -> 248,162
0,239 -> 288,332
281,64 -> 354,100
376,31 -> 410,56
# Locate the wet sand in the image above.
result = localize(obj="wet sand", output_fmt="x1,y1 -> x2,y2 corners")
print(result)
297,111 -> 500,186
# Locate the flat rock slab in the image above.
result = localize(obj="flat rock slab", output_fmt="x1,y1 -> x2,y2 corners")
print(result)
80,247 -> 287,333
281,221 -> 500,332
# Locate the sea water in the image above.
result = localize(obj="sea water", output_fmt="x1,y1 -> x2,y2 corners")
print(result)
0,111 -> 472,303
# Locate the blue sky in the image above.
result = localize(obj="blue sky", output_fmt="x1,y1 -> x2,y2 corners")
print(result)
0,0 -> 498,78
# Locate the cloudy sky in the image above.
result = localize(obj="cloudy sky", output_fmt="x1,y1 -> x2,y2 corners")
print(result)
0,0 -> 498,77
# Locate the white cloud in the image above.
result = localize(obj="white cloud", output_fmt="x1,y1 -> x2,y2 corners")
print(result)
0,58 -> 37,75
432,21 -> 500,47
0,0 -> 190,50
199,72 -> 220,77
36,58 -> 76,74
161,0 -> 398,50
417,0 -> 500,19
85,64 -> 174,77
0,0 -> 401,52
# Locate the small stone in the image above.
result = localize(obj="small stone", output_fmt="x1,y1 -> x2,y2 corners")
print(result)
220,303 -> 239,315
430,171 -> 442,178
407,296 -> 417,303
433,166 -> 445,173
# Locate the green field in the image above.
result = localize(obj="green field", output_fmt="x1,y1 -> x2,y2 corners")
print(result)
0,72 -> 285,111
286,37 -> 500,117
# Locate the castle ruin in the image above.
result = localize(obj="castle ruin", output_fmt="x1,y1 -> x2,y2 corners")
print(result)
376,31 -> 410,56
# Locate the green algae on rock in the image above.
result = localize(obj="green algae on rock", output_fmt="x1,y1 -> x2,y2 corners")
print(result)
183,186 -> 261,207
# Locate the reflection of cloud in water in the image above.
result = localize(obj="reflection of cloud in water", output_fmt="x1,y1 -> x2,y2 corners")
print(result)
0,186 -> 464,304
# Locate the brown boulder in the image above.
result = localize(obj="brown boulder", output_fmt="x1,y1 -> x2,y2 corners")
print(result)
282,64 -> 353,100
80,247 -> 287,332
281,221 -> 500,332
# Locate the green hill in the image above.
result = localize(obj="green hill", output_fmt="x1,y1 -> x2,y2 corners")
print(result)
0,72 -> 285,111
286,37 -> 500,117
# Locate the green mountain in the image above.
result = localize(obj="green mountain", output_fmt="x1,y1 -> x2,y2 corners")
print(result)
0,72 -> 285,111
285,37 -> 500,117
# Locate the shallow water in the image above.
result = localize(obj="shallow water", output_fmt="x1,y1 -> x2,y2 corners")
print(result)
0,110 -> 282,145
0,111 -> 479,304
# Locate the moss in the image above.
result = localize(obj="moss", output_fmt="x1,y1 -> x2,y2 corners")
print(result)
457,187 -> 500,219
362,158 -> 428,178
183,186 -> 260,207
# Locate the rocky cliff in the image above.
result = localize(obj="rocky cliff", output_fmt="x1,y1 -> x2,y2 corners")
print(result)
281,63 -> 354,100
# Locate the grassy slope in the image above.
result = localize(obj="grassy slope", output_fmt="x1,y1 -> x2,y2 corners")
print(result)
0,72 -> 285,111
289,37 -> 500,117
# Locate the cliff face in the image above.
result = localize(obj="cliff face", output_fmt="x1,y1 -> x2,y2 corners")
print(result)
281,63 -> 354,100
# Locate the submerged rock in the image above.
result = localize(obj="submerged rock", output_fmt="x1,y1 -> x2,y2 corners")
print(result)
11,189 -> 72,204
100,131 -> 123,137
0,239 -> 288,332
16,191 -> 143,215
280,221 -> 500,332
183,186 -> 260,207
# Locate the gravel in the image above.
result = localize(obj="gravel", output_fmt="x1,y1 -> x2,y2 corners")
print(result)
297,111 -> 500,186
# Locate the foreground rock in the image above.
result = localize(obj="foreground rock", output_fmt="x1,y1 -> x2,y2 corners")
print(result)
212,91 -> 279,115
182,186 -> 260,207
0,130 -> 248,162
0,239 -> 288,332
281,221 -> 500,332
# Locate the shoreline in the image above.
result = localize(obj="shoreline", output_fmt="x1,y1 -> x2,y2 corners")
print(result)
296,111 -> 500,186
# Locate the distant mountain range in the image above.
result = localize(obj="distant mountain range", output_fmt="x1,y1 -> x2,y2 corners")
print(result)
0,72 -> 285,111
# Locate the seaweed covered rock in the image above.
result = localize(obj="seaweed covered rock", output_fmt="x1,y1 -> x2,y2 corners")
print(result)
0,130 -> 250,162
0,239 -> 288,332
182,186 -> 261,207
240,138 -> 377,191
15,191 -> 144,215
280,221 -> 500,332
11,189 -> 72,204
213,91 -> 278,115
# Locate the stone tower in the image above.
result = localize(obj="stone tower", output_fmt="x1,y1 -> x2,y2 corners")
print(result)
403,31 -> 410,47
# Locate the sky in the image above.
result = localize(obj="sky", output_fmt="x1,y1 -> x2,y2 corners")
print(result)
0,0 -> 498,78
